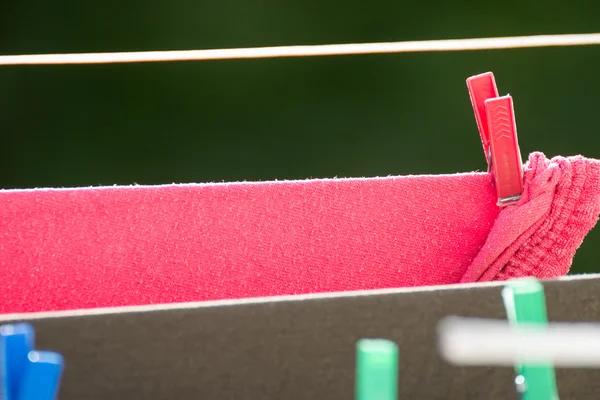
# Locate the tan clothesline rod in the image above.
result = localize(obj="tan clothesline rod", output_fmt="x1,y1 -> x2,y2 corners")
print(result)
0,33 -> 599,66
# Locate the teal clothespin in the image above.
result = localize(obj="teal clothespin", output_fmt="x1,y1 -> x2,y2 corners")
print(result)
501,278 -> 559,400
356,339 -> 398,400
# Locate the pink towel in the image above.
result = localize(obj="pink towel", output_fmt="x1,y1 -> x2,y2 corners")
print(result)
1,152 -> 599,314
462,152 -> 600,281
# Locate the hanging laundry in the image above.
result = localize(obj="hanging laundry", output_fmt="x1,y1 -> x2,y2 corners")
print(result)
1,73 -> 599,314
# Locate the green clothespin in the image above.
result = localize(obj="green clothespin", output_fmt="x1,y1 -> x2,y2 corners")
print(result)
501,278 -> 559,400
355,339 -> 398,400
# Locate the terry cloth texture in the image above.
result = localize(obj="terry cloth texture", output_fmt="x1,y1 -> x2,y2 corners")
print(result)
1,152 -> 599,314
461,152 -> 600,282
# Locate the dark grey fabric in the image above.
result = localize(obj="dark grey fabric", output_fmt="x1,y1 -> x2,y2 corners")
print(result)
3,276 -> 600,399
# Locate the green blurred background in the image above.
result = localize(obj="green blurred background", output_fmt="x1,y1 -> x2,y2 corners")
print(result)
1,1 -> 599,274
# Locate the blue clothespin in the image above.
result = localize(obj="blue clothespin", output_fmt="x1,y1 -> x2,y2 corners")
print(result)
0,324 -> 64,400
17,351 -> 64,400
1,324 -> 34,400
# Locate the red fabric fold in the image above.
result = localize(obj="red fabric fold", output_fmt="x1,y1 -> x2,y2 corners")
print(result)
461,152 -> 600,282
1,152 -> 599,314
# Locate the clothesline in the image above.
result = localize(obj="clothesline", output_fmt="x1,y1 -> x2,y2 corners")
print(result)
1,33 -> 599,66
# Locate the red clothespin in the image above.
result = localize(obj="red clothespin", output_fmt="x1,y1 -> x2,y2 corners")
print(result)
466,72 -> 523,207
